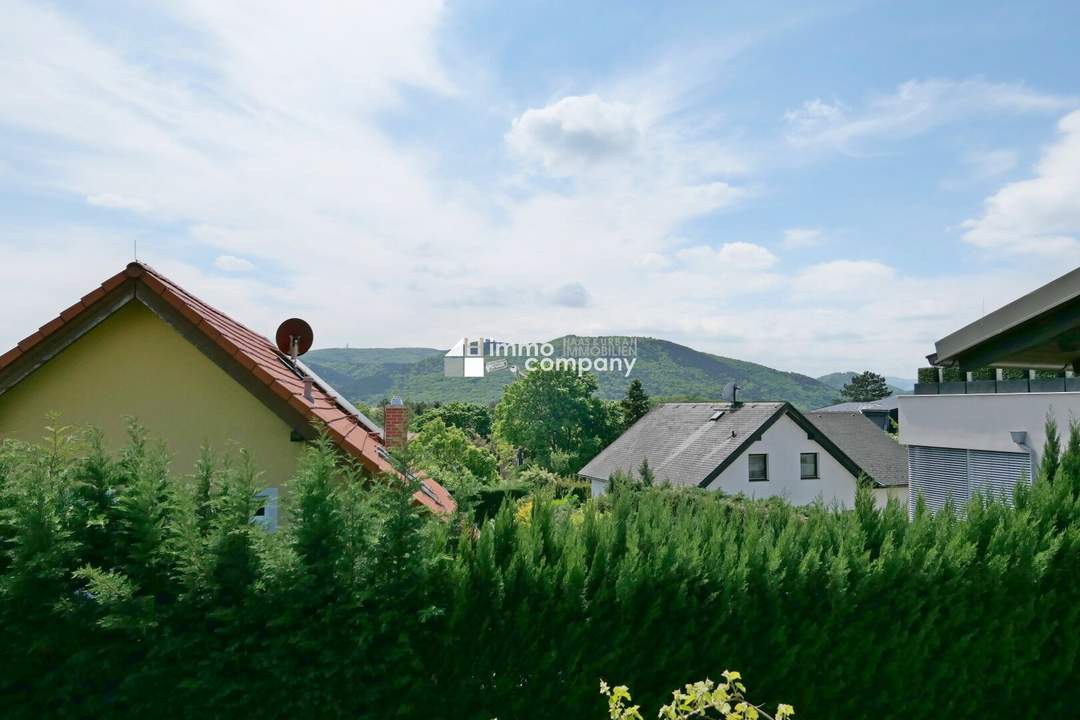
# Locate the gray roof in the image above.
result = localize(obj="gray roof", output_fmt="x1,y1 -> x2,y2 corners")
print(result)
933,265 -> 1080,367
804,411 -> 908,487
813,395 -> 899,413
579,402 -> 787,488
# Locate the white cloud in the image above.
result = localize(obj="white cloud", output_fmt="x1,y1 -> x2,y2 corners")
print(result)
505,91 -> 749,192
507,95 -> 642,175
550,282 -> 590,308
792,260 -> 895,301
964,149 -> 1018,180
85,193 -> 153,212
783,98 -> 847,137
785,78 -> 1075,151
782,228 -> 823,249
676,242 -> 777,271
961,110 -> 1080,255
940,148 -> 1020,190
0,229 -> 136,340
213,254 -> 255,272
636,252 -> 670,270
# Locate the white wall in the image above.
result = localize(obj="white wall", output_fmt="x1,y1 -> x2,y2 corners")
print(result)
873,486 -> 907,507
705,414 -> 862,508
899,392 -> 1080,466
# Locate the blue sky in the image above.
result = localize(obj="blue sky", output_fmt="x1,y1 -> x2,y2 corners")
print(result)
2,1 -> 1079,377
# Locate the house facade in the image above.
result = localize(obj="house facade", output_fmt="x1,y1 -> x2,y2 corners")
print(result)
0,262 -> 455,524
580,401 -> 907,508
900,265 -> 1080,513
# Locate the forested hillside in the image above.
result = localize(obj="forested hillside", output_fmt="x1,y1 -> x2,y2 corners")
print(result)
306,337 -> 838,409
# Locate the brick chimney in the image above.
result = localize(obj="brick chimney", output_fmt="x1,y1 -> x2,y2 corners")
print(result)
383,396 -> 408,449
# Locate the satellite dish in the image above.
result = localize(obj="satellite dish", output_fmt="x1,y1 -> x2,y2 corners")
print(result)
276,318 -> 314,358
722,382 -> 739,403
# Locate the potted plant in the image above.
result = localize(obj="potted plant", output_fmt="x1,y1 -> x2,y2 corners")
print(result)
940,366 -> 967,395
1030,368 -> 1066,393
915,366 -> 940,395
967,367 -> 997,394
998,367 -> 1030,394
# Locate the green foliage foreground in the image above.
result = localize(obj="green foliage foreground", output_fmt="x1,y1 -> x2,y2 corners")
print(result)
3,424 -> 1080,719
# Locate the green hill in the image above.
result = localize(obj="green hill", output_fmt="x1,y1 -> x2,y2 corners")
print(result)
305,337 -> 839,410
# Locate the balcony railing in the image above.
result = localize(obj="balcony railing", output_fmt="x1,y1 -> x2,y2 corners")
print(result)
914,378 -> 1080,395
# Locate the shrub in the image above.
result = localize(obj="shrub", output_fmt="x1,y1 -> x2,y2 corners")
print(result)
3,422 -> 1080,720
916,367 -> 939,383
470,480 -> 533,522
969,367 -> 995,381
1035,368 -> 1066,379
551,476 -> 591,503
518,466 -> 591,503
517,465 -> 561,487
1001,367 -> 1030,381
602,672 -> 793,720
940,366 -> 964,382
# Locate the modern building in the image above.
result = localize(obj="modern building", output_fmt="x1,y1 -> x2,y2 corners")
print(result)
0,262 -> 455,527
900,265 -> 1080,513
579,401 -> 907,508
812,394 -> 900,432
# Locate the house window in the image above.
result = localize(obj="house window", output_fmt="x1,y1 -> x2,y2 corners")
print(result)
748,454 -> 768,482
800,452 -> 819,479
252,487 -> 279,532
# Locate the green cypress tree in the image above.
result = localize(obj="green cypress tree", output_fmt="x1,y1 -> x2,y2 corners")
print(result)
1040,413 -> 1062,482
1057,418 -> 1080,497
638,457 -> 654,486
620,379 -> 651,429
114,421 -> 171,601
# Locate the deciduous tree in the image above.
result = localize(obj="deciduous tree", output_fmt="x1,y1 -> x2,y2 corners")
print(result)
494,369 -> 617,472
413,402 -> 493,439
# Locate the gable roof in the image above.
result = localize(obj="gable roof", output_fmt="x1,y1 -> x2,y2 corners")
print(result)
577,402 -> 785,488
804,411 -> 907,488
579,400 -> 900,490
0,262 -> 454,514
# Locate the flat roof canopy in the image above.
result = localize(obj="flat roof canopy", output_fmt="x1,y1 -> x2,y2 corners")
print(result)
932,266 -> 1080,370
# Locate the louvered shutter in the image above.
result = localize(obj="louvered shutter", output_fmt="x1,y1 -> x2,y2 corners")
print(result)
908,446 -> 970,517
969,450 -> 1031,505
908,445 -> 1032,516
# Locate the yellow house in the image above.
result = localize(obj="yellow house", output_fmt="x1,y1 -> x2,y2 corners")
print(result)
0,262 -> 455,523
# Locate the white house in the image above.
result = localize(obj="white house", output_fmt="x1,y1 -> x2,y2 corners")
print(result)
579,401 -> 907,508
900,265 -> 1080,513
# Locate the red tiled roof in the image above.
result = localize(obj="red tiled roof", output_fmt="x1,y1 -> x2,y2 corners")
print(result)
0,262 -> 456,515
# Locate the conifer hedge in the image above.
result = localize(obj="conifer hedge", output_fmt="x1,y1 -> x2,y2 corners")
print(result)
2,422 -> 1079,719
